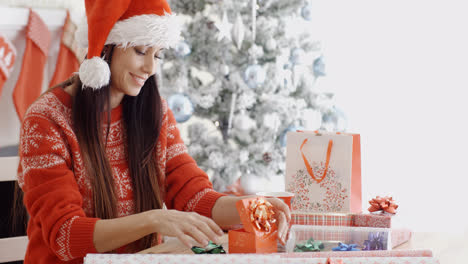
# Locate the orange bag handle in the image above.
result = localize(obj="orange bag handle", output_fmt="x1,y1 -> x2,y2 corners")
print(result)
299,138 -> 333,183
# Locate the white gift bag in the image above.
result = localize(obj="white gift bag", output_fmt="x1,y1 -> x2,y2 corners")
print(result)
285,131 -> 362,213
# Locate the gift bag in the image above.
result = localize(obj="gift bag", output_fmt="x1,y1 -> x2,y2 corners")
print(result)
285,131 -> 361,213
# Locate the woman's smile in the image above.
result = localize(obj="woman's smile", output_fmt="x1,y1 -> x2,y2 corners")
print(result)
130,72 -> 146,86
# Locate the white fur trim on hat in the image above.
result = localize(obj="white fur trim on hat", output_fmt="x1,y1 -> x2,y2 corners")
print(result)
75,12 -> 182,49
78,57 -> 111,89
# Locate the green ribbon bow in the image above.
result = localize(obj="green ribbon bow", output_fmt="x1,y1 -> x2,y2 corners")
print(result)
294,238 -> 324,252
191,241 -> 226,254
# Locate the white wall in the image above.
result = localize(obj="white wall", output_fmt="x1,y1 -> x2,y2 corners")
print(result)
304,0 -> 468,232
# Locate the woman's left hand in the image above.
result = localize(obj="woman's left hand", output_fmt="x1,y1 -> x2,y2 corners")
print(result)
264,197 -> 291,245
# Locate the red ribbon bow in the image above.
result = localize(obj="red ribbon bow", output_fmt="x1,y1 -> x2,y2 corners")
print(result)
249,197 -> 276,233
368,196 -> 398,214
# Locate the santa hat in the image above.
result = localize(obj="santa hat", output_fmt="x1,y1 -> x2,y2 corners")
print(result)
76,0 -> 181,90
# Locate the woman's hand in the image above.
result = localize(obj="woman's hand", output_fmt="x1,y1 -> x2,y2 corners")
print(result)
150,209 -> 224,248
264,197 -> 291,245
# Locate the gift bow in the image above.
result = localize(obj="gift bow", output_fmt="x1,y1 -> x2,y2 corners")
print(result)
294,238 -> 324,252
332,242 -> 360,251
368,196 -> 398,214
191,241 -> 226,254
363,232 -> 385,250
249,197 -> 276,233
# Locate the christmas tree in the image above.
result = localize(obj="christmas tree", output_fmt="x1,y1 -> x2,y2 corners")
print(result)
162,0 -> 347,193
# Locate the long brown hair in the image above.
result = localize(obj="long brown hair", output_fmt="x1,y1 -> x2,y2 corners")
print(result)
72,45 -> 164,250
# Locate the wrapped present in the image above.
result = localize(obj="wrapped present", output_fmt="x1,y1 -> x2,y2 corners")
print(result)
323,257 -> 439,264
228,197 -> 278,253
84,254 -> 282,264
354,213 -> 392,228
84,254 -> 439,264
292,213 -> 354,226
391,228 -> 412,248
283,248 -> 433,258
285,131 -> 362,213
291,213 -> 411,250
285,225 -> 391,253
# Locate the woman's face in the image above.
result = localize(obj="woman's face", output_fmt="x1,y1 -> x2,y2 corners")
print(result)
109,45 -> 163,97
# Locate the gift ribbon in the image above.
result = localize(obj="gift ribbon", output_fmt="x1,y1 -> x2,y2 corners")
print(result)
363,232 -> 385,250
191,241 -> 226,254
249,197 -> 276,233
300,138 -> 333,183
294,238 -> 324,252
368,196 -> 398,214
332,242 -> 360,251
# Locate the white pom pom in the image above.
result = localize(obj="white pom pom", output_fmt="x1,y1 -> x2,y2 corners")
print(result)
78,57 -> 110,90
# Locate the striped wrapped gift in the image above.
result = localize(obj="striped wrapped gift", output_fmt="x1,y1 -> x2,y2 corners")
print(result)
291,213 -> 354,226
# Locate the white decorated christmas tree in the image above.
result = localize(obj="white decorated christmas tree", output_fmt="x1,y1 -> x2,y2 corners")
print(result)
162,0 -> 347,193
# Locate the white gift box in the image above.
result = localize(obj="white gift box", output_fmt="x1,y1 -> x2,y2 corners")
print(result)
285,225 -> 392,253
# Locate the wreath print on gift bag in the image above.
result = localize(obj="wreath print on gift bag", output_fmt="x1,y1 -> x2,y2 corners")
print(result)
288,139 -> 348,212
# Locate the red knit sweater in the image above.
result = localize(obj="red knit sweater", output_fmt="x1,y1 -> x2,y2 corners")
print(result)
17,87 -> 226,263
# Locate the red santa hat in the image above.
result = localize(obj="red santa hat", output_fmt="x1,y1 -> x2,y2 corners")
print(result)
75,0 -> 181,89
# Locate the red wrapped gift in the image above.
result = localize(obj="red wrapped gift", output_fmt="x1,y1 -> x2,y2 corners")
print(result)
354,213 -> 393,228
228,197 -> 278,253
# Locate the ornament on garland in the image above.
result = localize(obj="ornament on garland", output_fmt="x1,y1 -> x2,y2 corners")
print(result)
265,38 -> 277,52
301,3 -> 313,21
215,11 -> 232,42
280,125 -> 304,147
263,112 -> 281,132
262,152 -> 272,164
313,55 -> 326,77
244,64 -> 266,89
232,13 -> 245,50
220,63 -> 230,76
233,110 -> 256,131
174,41 -> 191,57
167,93 -> 194,123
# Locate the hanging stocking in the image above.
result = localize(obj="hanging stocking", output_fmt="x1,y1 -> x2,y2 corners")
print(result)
0,34 -> 16,99
12,9 -> 51,121
49,11 -> 85,88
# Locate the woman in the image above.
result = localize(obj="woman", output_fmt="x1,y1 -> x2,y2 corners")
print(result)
17,0 -> 290,263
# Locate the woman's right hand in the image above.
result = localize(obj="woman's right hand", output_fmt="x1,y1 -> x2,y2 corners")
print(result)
150,209 -> 224,248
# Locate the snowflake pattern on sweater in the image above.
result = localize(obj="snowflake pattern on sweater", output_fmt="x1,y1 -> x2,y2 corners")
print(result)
18,88 -> 225,264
